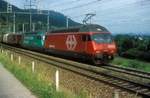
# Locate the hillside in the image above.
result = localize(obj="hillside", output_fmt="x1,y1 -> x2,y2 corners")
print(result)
0,0 -> 80,32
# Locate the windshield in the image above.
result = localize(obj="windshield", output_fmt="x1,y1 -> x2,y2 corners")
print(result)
91,33 -> 113,43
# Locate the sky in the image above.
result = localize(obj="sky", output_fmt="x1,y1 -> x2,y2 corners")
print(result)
5,0 -> 150,34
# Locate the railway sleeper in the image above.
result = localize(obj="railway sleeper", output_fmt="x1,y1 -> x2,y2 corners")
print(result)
137,89 -> 149,93
110,80 -> 120,83
115,81 -> 127,85
124,85 -> 137,88
111,81 -> 128,85
130,87 -> 142,91
105,78 -> 117,82
120,83 -> 130,86
144,91 -> 150,95
100,78 -> 118,84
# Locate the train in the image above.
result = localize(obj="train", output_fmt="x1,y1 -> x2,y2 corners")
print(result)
1,24 -> 117,64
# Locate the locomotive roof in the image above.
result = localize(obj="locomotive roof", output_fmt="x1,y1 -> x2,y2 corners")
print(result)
49,24 -> 109,33
3,33 -> 21,35
23,31 -> 45,35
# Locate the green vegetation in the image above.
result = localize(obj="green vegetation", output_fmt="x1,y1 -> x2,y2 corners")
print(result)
112,57 -> 150,72
114,34 -> 150,61
0,52 -> 87,98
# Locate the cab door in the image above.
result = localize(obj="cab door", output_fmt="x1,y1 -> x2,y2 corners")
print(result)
81,34 -> 89,54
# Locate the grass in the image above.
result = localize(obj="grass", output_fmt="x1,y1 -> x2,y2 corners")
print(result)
0,52 -> 88,98
112,57 -> 150,72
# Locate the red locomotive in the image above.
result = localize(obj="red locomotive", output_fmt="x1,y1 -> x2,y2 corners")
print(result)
44,24 -> 117,64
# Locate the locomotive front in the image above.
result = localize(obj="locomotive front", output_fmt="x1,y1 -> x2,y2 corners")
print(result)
91,32 -> 116,63
80,24 -> 117,64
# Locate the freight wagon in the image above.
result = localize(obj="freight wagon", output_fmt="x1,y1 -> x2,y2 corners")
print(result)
3,33 -> 22,45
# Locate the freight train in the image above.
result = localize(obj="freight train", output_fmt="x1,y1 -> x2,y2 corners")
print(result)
1,24 -> 117,64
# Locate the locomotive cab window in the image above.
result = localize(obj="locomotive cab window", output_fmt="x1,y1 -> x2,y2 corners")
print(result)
91,33 -> 113,43
82,35 -> 86,41
37,35 -> 42,40
82,35 -> 91,41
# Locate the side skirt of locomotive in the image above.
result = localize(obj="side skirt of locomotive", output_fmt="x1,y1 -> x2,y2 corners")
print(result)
44,48 -> 114,65
21,45 -> 45,52
44,48 -> 87,60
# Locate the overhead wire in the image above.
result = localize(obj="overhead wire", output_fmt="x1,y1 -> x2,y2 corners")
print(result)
61,0 -> 102,11
27,0 -> 150,28
50,0 -> 82,7
65,0 -> 138,16
41,0 -> 83,11
66,0 -> 150,23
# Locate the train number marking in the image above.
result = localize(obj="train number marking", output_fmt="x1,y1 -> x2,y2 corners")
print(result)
66,35 -> 77,50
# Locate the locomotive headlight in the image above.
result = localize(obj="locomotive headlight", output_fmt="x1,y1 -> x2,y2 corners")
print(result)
42,36 -> 45,40
110,50 -> 114,53
96,51 -> 101,53
108,45 -> 115,49
108,56 -> 112,59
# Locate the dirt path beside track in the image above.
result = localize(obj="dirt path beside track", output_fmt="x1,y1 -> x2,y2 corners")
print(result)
0,63 -> 37,98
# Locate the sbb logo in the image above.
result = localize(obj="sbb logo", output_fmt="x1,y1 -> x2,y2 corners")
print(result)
66,35 -> 77,50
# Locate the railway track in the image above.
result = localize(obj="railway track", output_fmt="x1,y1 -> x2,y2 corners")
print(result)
0,43 -> 150,98
102,64 -> 150,80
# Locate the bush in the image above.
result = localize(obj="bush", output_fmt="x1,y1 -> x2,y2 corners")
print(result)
120,48 -> 138,59
139,52 -> 150,61
120,48 -> 150,62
